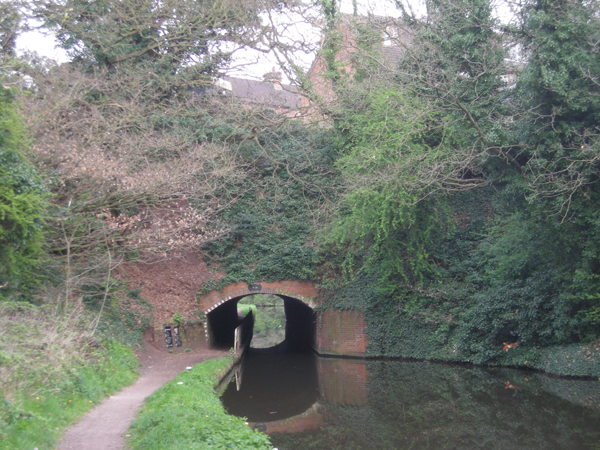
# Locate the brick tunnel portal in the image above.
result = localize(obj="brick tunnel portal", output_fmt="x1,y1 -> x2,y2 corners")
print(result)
206,294 -> 317,351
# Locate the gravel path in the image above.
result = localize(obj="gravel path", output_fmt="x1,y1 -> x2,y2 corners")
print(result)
56,345 -> 228,450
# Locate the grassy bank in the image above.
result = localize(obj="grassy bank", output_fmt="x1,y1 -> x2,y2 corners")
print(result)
0,302 -> 139,450
127,356 -> 272,450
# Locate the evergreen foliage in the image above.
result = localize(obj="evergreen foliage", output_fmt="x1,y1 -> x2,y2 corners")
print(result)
317,0 -> 600,366
0,84 -> 46,299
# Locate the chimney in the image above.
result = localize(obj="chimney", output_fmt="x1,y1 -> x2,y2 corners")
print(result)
263,67 -> 283,90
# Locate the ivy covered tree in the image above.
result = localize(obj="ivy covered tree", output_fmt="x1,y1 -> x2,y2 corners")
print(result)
471,0 -> 600,348
0,84 -> 46,299
456,0 -> 600,354
315,0 -> 600,361
318,0 -> 513,294
398,0 -> 519,175
516,0 -> 600,212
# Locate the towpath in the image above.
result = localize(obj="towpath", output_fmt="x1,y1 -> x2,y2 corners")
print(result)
57,345 -> 228,450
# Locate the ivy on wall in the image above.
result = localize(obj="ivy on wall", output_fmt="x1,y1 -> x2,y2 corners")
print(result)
200,121 -> 338,290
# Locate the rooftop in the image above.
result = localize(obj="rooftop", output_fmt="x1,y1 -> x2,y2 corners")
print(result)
223,74 -> 301,110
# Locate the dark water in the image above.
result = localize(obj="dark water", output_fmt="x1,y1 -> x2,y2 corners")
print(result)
221,350 -> 600,450
221,349 -> 319,422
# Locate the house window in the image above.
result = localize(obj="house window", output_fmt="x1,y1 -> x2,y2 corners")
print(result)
383,30 -> 392,46
383,26 -> 399,46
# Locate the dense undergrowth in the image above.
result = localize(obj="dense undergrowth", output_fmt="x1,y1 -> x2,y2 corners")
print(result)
318,189 -> 600,376
323,271 -> 600,376
0,302 -> 139,450
127,356 -> 272,450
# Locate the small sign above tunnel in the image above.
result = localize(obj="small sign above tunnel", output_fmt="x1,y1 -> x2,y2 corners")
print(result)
248,283 -> 262,293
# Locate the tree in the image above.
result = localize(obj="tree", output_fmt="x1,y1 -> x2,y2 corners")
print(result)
0,1 -> 21,57
315,0 -> 510,293
514,0 -> 600,216
0,83 -> 46,298
17,0 -> 313,306
313,0 -> 600,357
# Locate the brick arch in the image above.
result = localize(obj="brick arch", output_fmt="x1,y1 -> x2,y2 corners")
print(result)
198,280 -> 367,357
197,280 -> 319,313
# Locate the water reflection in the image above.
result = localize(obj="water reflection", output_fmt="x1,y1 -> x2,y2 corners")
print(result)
221,352 -> 600,450
221,348 -> 319,423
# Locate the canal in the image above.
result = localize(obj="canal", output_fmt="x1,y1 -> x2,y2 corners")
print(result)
221,349 -> 600,450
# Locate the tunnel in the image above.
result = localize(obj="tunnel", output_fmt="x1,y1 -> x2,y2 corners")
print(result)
281,295 -> 317,351
205,294 -> 317,351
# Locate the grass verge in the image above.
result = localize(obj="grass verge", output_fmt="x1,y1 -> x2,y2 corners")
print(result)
127,356 -> 272,450
0,301 -> 139,450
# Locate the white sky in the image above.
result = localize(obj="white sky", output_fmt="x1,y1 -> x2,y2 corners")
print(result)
17,26 -> 69,63
17,0 -> 512,82
16,0 -> 406,82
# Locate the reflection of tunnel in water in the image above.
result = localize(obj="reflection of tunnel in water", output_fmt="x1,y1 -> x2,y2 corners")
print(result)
206,295 -> 316,351
221,349 -> 320,422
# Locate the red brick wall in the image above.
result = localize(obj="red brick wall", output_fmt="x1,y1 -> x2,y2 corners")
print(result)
318,358 -> 369,406
199,281 -> 368,357
316,310 -> 367,357
198,280 -> 319,313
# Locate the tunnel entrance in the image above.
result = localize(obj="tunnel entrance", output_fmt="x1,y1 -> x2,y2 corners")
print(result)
205,294 -> 317,352
243,294 -> 286,349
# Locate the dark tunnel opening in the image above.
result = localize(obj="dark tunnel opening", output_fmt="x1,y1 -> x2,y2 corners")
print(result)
205,294 -> 317,352
281,295 -> 317,352
206,299 -> 240,348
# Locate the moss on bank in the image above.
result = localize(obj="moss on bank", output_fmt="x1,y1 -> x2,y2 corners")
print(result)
127,356 -> 272,450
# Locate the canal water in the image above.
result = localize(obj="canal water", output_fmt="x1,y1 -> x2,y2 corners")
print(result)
221,349 -> 600,450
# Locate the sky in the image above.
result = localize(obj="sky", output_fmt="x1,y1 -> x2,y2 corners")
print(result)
16,0 -> 408,82
16,0 -> 514,81
17,0 -> 516,76
16,21 -> 69,63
